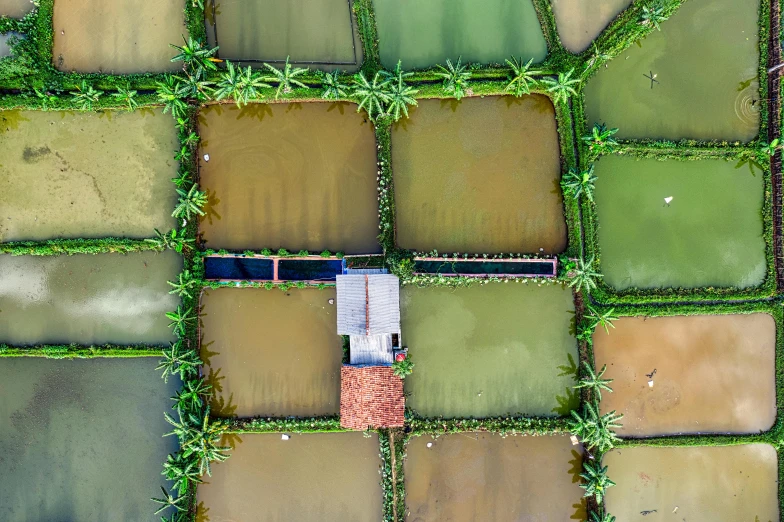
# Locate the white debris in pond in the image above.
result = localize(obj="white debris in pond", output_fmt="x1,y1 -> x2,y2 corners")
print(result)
328,298 -> 334,305
664,196 -> 673,204
648,380 -> 655,387
203,153 -> 210,162
281,434 -> 290,440
426,442 -> 433,448
570,435 -> 580,446
673,507 -> 679,513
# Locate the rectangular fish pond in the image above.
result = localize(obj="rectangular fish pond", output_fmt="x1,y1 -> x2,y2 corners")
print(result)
200,288 -> 342,417
0,251 -> 181,346
0,110 -> 178,242
550,0 -> 633,53
401,283 -> 578,418
405,433 -> 585,521
197,432 -> 383,521
204,255 -> 344,282
0,358 -> 180,522
603,445 -> 779,522
198,102 -> 380,254
593,314 -> 777,437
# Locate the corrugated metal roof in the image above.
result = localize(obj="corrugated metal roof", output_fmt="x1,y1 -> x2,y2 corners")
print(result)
349,334 -> 393,365
336,274 -> 400,335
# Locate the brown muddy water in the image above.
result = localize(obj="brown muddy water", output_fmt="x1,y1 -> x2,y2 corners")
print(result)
550,0 -> 632,53
0,358 -> 180,522
206,0 -> 362,71
0,110 -> 178,242
0,251 -> 181,346
200,287 -> 342,418
593,314 -> 776,437
392,95 -> 566,254
0,0 -> 33,18
52,0 -> 184,73
197,432 -> 383,521
604,445 -> 779,522
198,103 -> 380,254
402,283 -> 578,418
405,433 -> 585,521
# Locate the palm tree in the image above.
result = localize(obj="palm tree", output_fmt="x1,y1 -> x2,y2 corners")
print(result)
575,362 -> 614,401
214,60 -> 270,107
569,401 -> 622,452
167,270 -> 198,298
320,70 -> 350,101
157,341 -> 201,381
264,57 -> 309,99
435,57 -> 471,100
590,510 -> 616,522
568,256 -> 603,292
166,407 -> 230,476
163,453 -> 203,495
71,81 -> 103,110
172,378 -> 212,414
580,462 -> 616,504
352,71 -> 391,121
166,306 -> 196,336
542,68 -> 580,104
151,486 -> 187,514
170,35 -> 219,73
639,2 -> 669,31
561,165 -> 598,202
112,85 -> 138,111
504,56 -> 541,96
383,60 -> 418,121
582,123 -> 619,156
157,76 -> 188,119
172,184 -> 208,220
586,305 -> 618,333
146,228 -> 195,253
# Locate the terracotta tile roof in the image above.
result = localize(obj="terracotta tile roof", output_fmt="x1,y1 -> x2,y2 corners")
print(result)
340,365 -> 405,430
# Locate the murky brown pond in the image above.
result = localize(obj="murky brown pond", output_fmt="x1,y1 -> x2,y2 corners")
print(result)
604,445 -> 779,522
52,0 -> 185,73
550,0 -> 632,53
0,251 -> 181,346
392,95 -> 565,254
405,433 -> 585,521
0,110 -> 178,242
198,103 -> 380,254
0,0 -> 33,18
197,432 -> 383,521
593,314 -> 776,437
402,283 -> 578,418
0,358 -> 180,522
200,287 -> 342,418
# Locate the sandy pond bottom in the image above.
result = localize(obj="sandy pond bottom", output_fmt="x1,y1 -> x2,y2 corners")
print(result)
198,103 -> 380,254
392,95 -> 566,254
594,156 -> 766,291
0,110 -> 178,242
52,0 -> 184,73
402,283 -> 578,418
200,288 -> 342,418
604,445 -> 779,522
197,432 -> 383,522
594,314 -> 776,437
0,251 -> 181,346
550,0 -> 632,53
0,358 -> 179,522
405,433 -> 584,522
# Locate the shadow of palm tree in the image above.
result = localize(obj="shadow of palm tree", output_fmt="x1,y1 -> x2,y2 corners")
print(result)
237,103 -> 273,122
196,500 -> 210,522
326,101 -> 349,115
202,188 -> 222,225
439,98 -> 461,112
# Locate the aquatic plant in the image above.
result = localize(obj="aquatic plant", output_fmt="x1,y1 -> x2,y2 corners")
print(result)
112,85 -> 139,111
579,461 -> 616,504
170,35 -> 219,73
639,1 -> 669,31
568,256 -> 603,292
264,56 -> 309,99
504,56 -> 541,97
574,362 -> 614,401
392,355 -> 414,378
569,401 -> 622,453
586,306 -> 618,333
582,123 -> 619,157
352,71 -> 391,121
70,80 -> 103,110
146,228 -> 195,253
382,60 -> 418,121
320,70 -> 350,100
561,165 -> 598,202
172,184 -> 208,220
542,68 -> 579,104
157,340 -> 201,382
435,57 -> 471,100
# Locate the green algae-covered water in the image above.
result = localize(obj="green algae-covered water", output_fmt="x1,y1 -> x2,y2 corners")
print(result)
594,156 -> 766,290
0,358 -> 179,522
584,0 -> 760,141
373,0 -> 547,69
402,283 -> 578,418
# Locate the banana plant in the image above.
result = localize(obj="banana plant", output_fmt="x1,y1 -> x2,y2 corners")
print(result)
504,56 -> 541,96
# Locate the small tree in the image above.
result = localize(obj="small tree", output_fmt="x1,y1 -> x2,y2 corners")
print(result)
172,378 -> 212,414
112,85 -> 139,111
162,453 -> 203,495
165,407 -> 230,476
157,76 -> 188,119
320,70 -> 350,101
166,306 -> 196,336
172,184 -> 208,220
352,71 -> 391,121
639,1 -> 669,31
542,68 -> 579,104
580,461 -> 616,504
264,57 -> 309,99
151,486 -> 187,515
383,61 -> 418,121
435,57 -> 471,100
583,123 -> 619,156
170,35 -> 219,73
71,81 -> 103,110
561,165 -> 598,202
157,341 -> 201,381
504,56 -> 541,96
568,256 -> 603,292
586,305 -> 618,333
146,228 -> 195,253
392,355 -> 414,378
574,362 -> 614,401
569,401 -> 622,453
589,509 -> 617,522
167,270 -> 198,298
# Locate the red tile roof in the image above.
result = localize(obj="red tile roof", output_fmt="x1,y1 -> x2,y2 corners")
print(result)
340,365 -> 405,430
